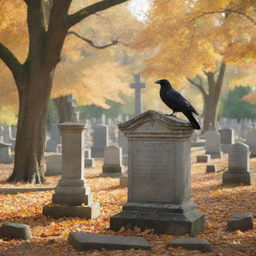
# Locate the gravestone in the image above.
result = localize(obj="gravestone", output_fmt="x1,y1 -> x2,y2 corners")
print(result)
0,223 -> 32,240
43,123 -> 100,218
222,143 -> 253,185
2,126 -> 15,150
118,130 -> 128,155
91,124 -> 109,157
46,123 -> 61,152
204,130 -> 222,159
246,128 -> 256,157
219,128 -> 234,153
45,154 -> 62,176
84,148 -> 95,168
103,146 -> 123,175
130,74 -> 146,115
110,110 -> 204,235
0,143 -> 13,163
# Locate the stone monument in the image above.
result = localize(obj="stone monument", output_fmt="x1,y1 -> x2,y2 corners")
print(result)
43,123 -> 100,218
110,110 -> 204,235
204,130 -> 222,159
130,74 -> 146,115
222,143 -> 253,185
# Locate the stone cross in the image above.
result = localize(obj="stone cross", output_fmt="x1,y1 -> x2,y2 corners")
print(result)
130,74 -> 146,115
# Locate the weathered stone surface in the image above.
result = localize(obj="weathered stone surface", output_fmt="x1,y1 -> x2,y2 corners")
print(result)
43,123 -> 100,219
196,155 -> 210,163
91,125 -> 109,158
168,238 -> 213,253
103,146 -> 123,173
68,232 -> 151,251
0,143 -> 13,163
0,223 -> 32,240
223,143 -> 253,185
110,111 -> 205,236
227,212 -> 254,231
120,175 -> 128,186
45,154 -> 62,176
206,165 -> 217,173
205,131 -> 222,159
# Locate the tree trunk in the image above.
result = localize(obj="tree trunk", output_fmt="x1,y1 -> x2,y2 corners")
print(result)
7,71 -> 53,183
54,95 -> 77,123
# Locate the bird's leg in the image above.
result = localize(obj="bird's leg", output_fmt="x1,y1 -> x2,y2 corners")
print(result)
166,111 -> 176,117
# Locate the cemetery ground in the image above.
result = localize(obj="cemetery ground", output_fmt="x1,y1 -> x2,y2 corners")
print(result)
0,148 -> 255,256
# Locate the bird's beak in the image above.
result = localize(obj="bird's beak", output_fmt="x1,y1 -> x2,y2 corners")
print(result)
155,80 -> 161,84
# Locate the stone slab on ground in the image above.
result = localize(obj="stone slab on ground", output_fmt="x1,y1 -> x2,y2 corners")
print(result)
227,212 -> 254,231
0,223 -> 32,240
43,202 -> 100,219
68,232 -> 151,251
196,155 -> 210,163
168,238 -> 213,253
206,165 -> 217,173
0,187 -> 55,194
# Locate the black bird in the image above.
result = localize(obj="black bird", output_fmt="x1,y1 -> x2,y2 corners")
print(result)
155,79 -> 200,130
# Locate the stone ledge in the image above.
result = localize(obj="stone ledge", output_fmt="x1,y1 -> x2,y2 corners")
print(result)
168,238 -> 213,252
42,202 -> 100,219
68,232 -> 151,251
0,187 -> 55,194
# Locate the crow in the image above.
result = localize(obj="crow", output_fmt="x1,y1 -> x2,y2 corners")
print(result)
155,79 -> 200,130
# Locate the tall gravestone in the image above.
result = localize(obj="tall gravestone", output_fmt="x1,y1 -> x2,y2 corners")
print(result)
110,110 -> 204,235
130,74 -> 146,116
246,128 -> 256,157
46,123 -> 61,152
43,123 -> 100,218
218,128 -> 234,153
91,124 -> 109,157
223,143 -> 253,185
204,130 -> 222,159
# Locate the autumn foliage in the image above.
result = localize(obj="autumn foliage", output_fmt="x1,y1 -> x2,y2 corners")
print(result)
0,150 -> 256,256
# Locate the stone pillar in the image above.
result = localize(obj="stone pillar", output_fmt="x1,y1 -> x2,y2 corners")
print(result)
110,110 -> 204,236
43,123 -> 100,218
223,143 -> 253,185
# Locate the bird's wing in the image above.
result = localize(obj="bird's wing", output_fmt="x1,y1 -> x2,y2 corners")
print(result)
166,89 -> 199,115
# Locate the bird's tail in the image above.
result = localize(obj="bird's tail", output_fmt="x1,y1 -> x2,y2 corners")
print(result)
183,111 -> 201,130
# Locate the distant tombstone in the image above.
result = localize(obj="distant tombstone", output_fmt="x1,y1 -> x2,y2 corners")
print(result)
0,143 -> 13,163
2,126 -> 15,150
204,130 -> 222,159
45,154 -> 62,176
46,123 -> 61,152
43,123 -> 100,219
130,74 -> 146,115
84,149 -> 95,168
110,110 -> 204,235
246,128 -> 256,157
103,146 -> 123,174
118,130 -> 128,155
218,128 -> 234,153
222,143 -> 253,185
91,124 -> 109,158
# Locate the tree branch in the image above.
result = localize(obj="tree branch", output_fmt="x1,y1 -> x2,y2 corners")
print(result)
189,9 -> 256,26
0,43 -> 22,81
67,0 -> 128,28
187,76 -> 208,99
67,31 -> 118,49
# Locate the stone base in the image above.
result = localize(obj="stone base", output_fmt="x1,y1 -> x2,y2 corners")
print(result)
110,201 -> 204,236
42,202 -> 100,219
222,171 -> 253,185
52,193 -> 92,206
103,164 -> 123,173
84,158 -> 95,168
119,175 -> 128,186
